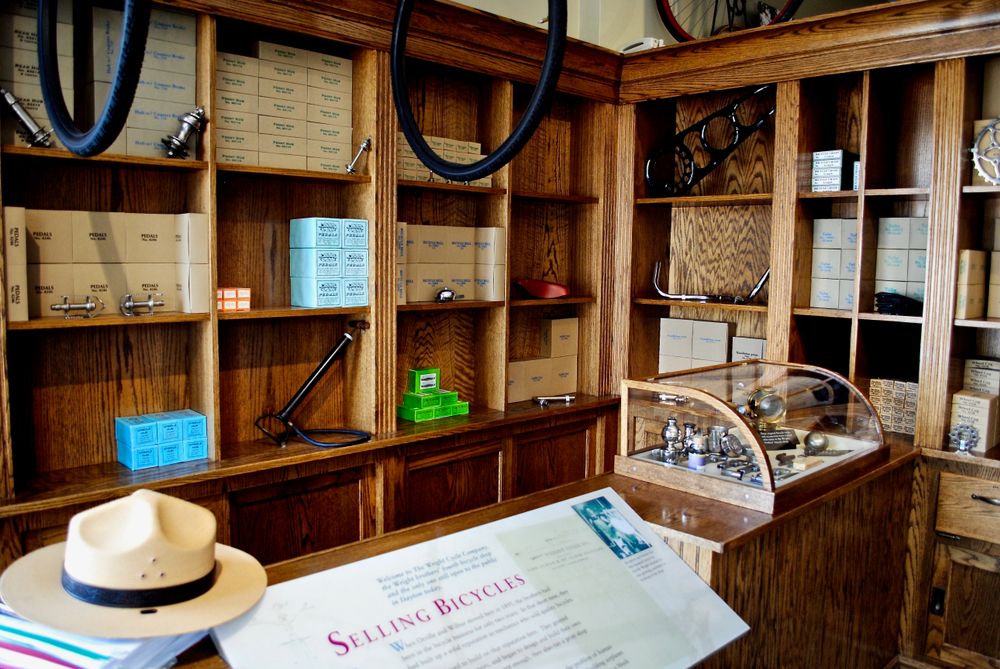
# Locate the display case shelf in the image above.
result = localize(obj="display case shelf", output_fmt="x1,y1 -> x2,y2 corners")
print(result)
7,312 -> 210,330
217,306 -> 371,321
0,145 -> 208,171
961,186 -> 1000,196
397,179 -> 505,196
635,193 -> 772,207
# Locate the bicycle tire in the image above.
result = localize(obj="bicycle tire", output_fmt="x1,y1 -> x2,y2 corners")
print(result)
655,0 -> 802,43
391,0 -> 566,182
39,0 -> 151,156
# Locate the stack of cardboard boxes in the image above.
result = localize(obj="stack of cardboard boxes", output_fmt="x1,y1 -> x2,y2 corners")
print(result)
215,43 -> 353,172
955,249 -> 988,319
808,218 -> 856,310
116,409 -> 207,471
0,0 -> 73,148
657,317 -> 764,372
396,133 -> 490,188
869,378 -> 918,436
950,358 -> 1000,452
811,150 -> 859,192
3,206 -> 210,321
873,217 -> 928,307
87,6 -> 197,158
397,367 -> 470,423
508,317 -> 578,403
401,223 -> 504,303
290,217 -> 369,308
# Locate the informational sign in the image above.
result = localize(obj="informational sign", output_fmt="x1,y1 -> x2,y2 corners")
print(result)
213,488 -> 748,669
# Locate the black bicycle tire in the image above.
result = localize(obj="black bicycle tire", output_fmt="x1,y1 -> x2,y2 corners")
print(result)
391,0 -> 566,182
39,0 -> 151,156
655,0 -> 802,42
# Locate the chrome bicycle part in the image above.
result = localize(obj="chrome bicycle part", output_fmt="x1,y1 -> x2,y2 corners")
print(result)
949,424 -> 979,454
971,117 -> 1000,186
50,295 -> 104,318
653,262 -> 769,304
533,394 -> 575,408
1,88 -> 51,147
722,432 -> 746,457
120,293 -> 164,317
656,393 -> 690,404
162,107 -> 204,159
346,136 -> 372,175
435,288 -> 463,302
803,430 -> 829,452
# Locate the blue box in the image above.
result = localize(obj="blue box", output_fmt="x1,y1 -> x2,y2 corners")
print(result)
342,249 -> 369,277
115,416 -> 156,448
290,218 -> 342,248
183,438 -> 207,461
118,441 -> 158,470
341,219 -> 368,248
291,277 -> 342,308
290,248 -> 343,277
343,277 -> 369,307
159,442 -> 183,466
169,409 -> 207,439
143,412 -> 182,444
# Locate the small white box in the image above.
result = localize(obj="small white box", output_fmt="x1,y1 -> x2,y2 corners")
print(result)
307,86 -> 351,111
141,38 -> 196,76
260,134 -> 306,156
148,8 -> 197,46
474,264 -> 505,301
692,320 -> 730,362
258,152 -> 306,170
958,249 -> 988,286
259,116 -> 306,138
306,122 -> 351,144
215,90 -> 259,115
839,280 -> 854,311
125,263 -> 175,311
215,70 -> 258,95
875,249 -> 908,281
216,148 -> 257,166
216,52 -> 259,77
260,78 -> 307,103
306,157 -> 347,174
259,96 -> 306,120
25,209 -> 73,264
26,263 -> 73,318
5,259 -> 26,321
253,41 -> 309,68
306,139 -> 352,160
73,262 -> 126,306
175,263 -> 211,314
216,129 -> 259,151
956,283 -> 987,319
307,104 -> 351,127
307,68 -> 351,92
810,278 -> 839,309
731,337 -> 766,361
909,218 -> 929,250
812,219 -> 841,249
907,250 -> 927,282
0,46 -> 71,85
72,211 -> 126,263
811,249 -> 841,279
875,280 -> 907,296
214,109 -> 257,134
259,60 -> 306,85
840,250 -> 856,279
877,218 -> 910,249
126,213 -> 175,263
658,355 -> 691,373
135,68 -> 196,105
308,51 -> 352,76
659,318 -> 693,357
175,213 -> 209,265
841,219 -> 857,250
966,359 -> 1000,372
906,282 -> 926,303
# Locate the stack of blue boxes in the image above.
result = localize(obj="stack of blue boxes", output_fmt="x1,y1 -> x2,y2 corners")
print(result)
116,409 -> 208,470
289,217 -> 370,308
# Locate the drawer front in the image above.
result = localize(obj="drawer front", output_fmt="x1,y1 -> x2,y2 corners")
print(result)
936,472 -> 1000,543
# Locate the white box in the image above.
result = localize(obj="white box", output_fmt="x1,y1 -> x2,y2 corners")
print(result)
214,109 -> 257,134
73,262 -> 126,306
175,263 -> 210,314
306,157 -> 347,174
6,0 -> 72,23
692,320 -> 730,362
175,213 -> 209,265
405,263 -> 451,302
307,86 -> 351,111
909,218 -> 928,250
216,128 -> 258,151
908,250 -> 927,282
259,134 -> 306,156
216,52 -> 259,77
0,14 -> 72,55
659,318 -> 692,357
259,96 -> 306,120
812,219 -> 841,249
215,90 -> 259,115
126,127 -> 196,159
125,263 -> 175,311
811,248 -> 841,279
956,283 -> 987,319
906,282 -> 926,303
3,206 -> 26,267
0,46 -> 70,85
258,152 -> 306,170
522,357 -> 554,399
474,228 -> 506,265
253,41 -> 308,68
5,259 -> 26,321
395,264 -> 406,306
875,249 -> 908,281
25,209 -> 72,263
966,359 -> 1000,372
306,139 -> 352,160
215,70 -> 258,95
307,68 -> 351,92
148,8 -> 197,46
135,68 -> 196,105
84,82 -> 186,132
396,222 -> 407,264
958,249 -> 988,286
216,148 -> 257,166
810,278 -> 839,309
0,80 -> 71,119
306,122 -> 351,144
874,280 -> 906,296
141,37 -> 196,76
259,78 -> 307,103
126,213 -> 175,263
541,318 -> 579,359
259,116 -> 306,138
307,104 -> 350,127
841,218 -> 857,250
877,218 -> 910,249
259,60 -> 306,85
72,211 -> 126,263
839,280 -> 854,311
840,250 -> 856,279
658,355 -> 691,373
731,337 -> 765,361
474,264 -> 504,301
308,51 -> 352,76
26,262 -> 72,317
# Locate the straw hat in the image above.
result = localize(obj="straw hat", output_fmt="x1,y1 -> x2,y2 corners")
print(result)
0,489 -> 267,639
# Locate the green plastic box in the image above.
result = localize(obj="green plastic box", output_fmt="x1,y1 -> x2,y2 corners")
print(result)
397,405 -> 436,422
408,367 -> 440,393
402,391 -> 443,410
433,405 -> 454,419
453,401 -> 470,415
434,390 -> 459,406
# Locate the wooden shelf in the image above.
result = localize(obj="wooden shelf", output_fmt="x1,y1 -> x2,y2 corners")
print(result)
218,306 -> 370,321
798,190 -> 858,201
217,163 -> 370,183
961,185 -> 1000,196
922,444 -> 1000,470
792,308 -> 853,319
954,318 -> 1000,329
635,193 -> 772,207
509,296 -> 596,307
397,179 -> 505,195
1,145 -> 208,171
397,300 -> 504,312
7,312 -> 210,330
864,187 -> 931,199
857,312 -> 923,324
512,190 -> 599,204
633,298 -> 768,312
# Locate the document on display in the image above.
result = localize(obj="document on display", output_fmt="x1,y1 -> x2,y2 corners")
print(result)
212,488 -> 748,669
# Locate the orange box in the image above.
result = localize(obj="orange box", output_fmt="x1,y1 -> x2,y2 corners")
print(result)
217,287 -> 251,311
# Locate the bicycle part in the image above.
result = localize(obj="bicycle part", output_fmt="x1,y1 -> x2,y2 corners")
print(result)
971,117 -> 1000,185
645,84 -> 775,197
435,288 -> 463,302
120,293 -> 164,317
532,394 -> 575,408
874,292 -> 923,316
39,0 -> 151,156
1,88 -> 51,147
162,107 -> 205,159
515,279 -> 570,299
949,424 -> 979,453
652,261 -> 769,304
50,295 -> 104,318
346,136 -> 372,175
391,0 -> 566,181
655,0 -> 802,42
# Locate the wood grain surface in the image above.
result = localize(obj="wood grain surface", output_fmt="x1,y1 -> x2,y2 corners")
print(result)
513,420 -> 591,498
403,446 -> 500,528
866,64 -> 935,191
396,310 -> 477,407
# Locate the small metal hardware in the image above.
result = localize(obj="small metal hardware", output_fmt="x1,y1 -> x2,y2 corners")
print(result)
720,468 -> 744,480
935,532 -> 962,541
661,417 -> 682,445
803,449 -> 852,457
162,107 -> 205,159
972,493 -> 1000,507
652,262 -> 770,305
929,587 -> 946,617
346,136 -> 372,175
532,394 -> 575,408
803,430 -> 829,452
776,452 -> 795,466
120,293 -> 164,317
717,459 -> 747,471
656,393 -> 689,405
722,432 -> 746,457
949,424 -> 979,453
971,117 -> 1000,186
435,287 -> 464,303
50,295 -> 104,319
0,88 -> 51,147
706,426 -> 728,454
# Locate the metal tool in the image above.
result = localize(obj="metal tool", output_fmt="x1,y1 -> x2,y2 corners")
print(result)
656,393 -> 689,404
776,452 -> 795,466
435,287 -> 464,302
653,262 -> 770,304
971,117 -> 1000,186
162,107 -> 204,159
346,136 -> 372,175
532,394 -> 575,408
120,293 -> 164,317
50,295 -> 104,318
1,88 -> 52,148
722,431 -> 746,457
803,430 -> 829,452
661,417 -> 682,445
949,424 -> 979,454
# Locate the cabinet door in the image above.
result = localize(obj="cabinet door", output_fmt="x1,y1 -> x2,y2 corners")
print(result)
513,420 -> 592,497
925,541 -> 1000,668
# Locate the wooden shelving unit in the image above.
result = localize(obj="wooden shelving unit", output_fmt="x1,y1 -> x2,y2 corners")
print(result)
7,312 -> 211,330
217,306 -> 370,320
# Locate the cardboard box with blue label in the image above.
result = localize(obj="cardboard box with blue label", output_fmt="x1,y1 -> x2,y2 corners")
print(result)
540,317 -> 579,359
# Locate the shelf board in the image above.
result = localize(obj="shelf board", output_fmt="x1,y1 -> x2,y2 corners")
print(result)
633,298 -> 768,312
509,296 -> 596,307
7,311 -> 209,330
864,187 -> 931,200
218,306 -> 371,321
0,394 -> 620,518
922,444 -> 1000,470
397,179 -> 505,195
798,190 -> 858,201
397,300 -> 504,312
512,190 -> 599,204
857,312 -> 923,324
635,193 -> 772,207
217,163 -> 370,183
792,307 -> 853,319
954,317 -> 1000,329
1,145 -> 208,171
961,185 -> 1000,196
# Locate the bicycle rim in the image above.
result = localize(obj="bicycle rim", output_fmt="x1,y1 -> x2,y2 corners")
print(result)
656,0 -> 801,42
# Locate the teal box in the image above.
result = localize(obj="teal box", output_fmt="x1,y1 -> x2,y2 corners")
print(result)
117,441 -> 158,470
159,442 -> 183,466
343,277 -> 369,307
115,415 -> 156,448
144,412 -> 182,444
342,249 -> 369,277
292,277 -> 343,308
184,438 -> 207,461
290,217 -> 342,248
342,219 -> 369,248
169,409 -> 206,439
291,248 -> 343,278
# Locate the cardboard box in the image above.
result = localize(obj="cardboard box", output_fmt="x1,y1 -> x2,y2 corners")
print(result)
909,218 -> 928,250
73,262 -> 126,306
72,211 -> 126,263
126,213 -> 175,263
467,141 -> 482,154
342,249 -> 369,277
216,148 -> 258,166
343,277 -> 368,307
216,52 -> 259,77
956,282 -> 987,319
522,357 -> 553,399
811,248 -> 840,279
991,252 -> 1000,286
307,68 -> 351,92
259,78 -> 306,103
126,127 -> 196,159
0,80 -> 71,119
906,282 -> 925,303
290,218 -> 341,248
841,250 -> 856,279
308,51 -> 352,76
307,86 -> 351,111
549,355 -> 577,395
406,225 -> 450,264
215,90 -> 259,114
216,128 -> 258,151
148,8 -> 197,46
173,213 -> 208,265
214,109 -> 257,134
810,278 -> 839,309
342,219 -> 368,249
405,263 -> 473,302
26,263 -> 73,317
731,336 -> 766,361
0,13 -> 72,55
291,248 -> 343,278
874,280 -> 906,296
812,219 -> 841,249
957,249 -> 988,285
966,358 -> 1000,372
841,218 -> 857,250
877,218 -> 910,249
258,152 -> 306,170
175,263 -> 210,314
692,320 -> 731,362
875,249 -> 908,281
507,360 -> 527,403
134,68 -> 196,105
306,122 -> 351,144
396,222 -> 407,264
395,264 -> 406,306
4,206 -> 27,322
306,139 -> 352,160
474,228 -> 506,265
658,355 -> 691,373
307,104 -> 351,127
908,250 -> 927,282
540,318 -> 579,358
259,60 -> 306,85
215,70 -> 258,95
473,263 -> 505,301
25,209 -> 73,263
259,133 -> 305,156
0,46 -> 70,85
137,37 -> 196,76
125,263 -> 175,311
291,277 -> 342,308
307,157 -> 347,174
259,116 -> 306,138
445,227 -> 475,264
259,96 -> 306,120
659,318 -> 693,357
253,41 -> 308,68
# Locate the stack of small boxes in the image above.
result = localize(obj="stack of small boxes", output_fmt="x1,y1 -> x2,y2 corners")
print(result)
868,378 -> 918,436
874,217 -> 928,307
508,317 -> 578,403
116,409 -> 207,470
397,368 -> 469,422
217,287 -> 250,312
0,0 -> 73,148
215,43 -> 353,172
396,133 -> 490,188
809,218 -> 857,310
658,317 -> 750,372
811,150 -> 860,192
88,6 -> 197,158
402,224 -> 505,303
952,359 -> 1000,452
955,249 -> 988,319
290,217 -> 369,308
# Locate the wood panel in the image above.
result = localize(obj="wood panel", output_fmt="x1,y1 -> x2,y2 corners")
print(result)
513,421 -> 591,498
866,64 -> 936,190
511,89 -> 575,195
405,60 -> 486,144
398,190 -> 490,228
403,445 -> 500,528
507,303 -> 578,361
601,104 -> 632,395
509,200 -> 578,291
396,310 -> 477,407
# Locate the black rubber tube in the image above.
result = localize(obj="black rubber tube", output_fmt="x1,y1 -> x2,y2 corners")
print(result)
38,0 -> 151,156
391,0 -> 567,182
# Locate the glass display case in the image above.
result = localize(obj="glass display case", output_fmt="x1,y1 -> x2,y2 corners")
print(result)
615,361 -> 887,513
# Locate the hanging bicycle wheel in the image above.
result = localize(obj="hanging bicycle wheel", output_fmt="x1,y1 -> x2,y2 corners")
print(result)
656,0 -> 802,42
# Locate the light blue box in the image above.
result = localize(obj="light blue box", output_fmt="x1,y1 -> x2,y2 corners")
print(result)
159,442 -> 183,466
144,412 -> 182,444
342,249 -> 369,277
342,219 -> 368,248
184,438 -> 207,461
169,409 -> 206,439
343,277 -> 369,307
118,441 -> 158,470
115,416 -> 156,448
292,277 -> 343,308
290,217 -> 342,248
291,248 -> 343,277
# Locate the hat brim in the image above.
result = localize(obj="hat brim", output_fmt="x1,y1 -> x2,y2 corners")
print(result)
0,542 -> 267,639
